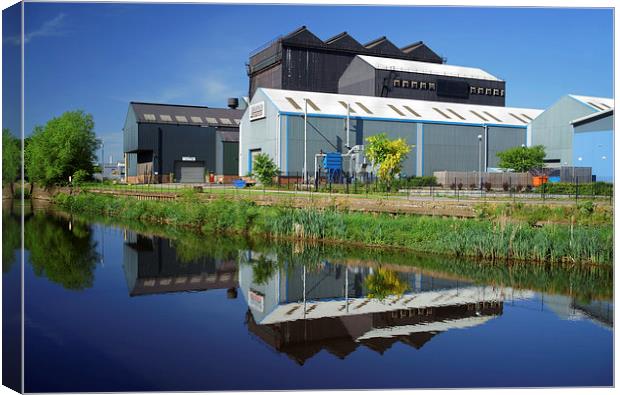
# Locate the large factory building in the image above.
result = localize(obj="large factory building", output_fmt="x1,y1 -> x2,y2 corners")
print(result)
123,101 -> 243,183
247,26 -> 443,98
239,88 -> 542,178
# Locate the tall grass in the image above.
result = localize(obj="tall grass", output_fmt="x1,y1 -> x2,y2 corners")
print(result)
53,192 -> 613,265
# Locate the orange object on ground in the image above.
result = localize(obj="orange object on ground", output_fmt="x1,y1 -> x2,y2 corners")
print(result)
532,176 -> 548,187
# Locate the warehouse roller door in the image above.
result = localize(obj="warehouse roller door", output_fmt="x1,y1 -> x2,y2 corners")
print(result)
175,161 -> 205,183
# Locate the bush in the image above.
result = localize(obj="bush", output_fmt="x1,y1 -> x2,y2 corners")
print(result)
457,182 -> 463,190
252,153 -> 279,186
502,182 -> 510,192
484,182 -> 492,192
72,169 -> 91,185
469,183 -> 477,190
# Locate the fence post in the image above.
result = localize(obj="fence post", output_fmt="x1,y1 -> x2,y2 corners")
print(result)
575,177 -> 579,203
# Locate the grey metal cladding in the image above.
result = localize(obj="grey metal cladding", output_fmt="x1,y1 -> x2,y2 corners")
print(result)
130,102 -> 244,128
338,57 -> 376,96
137,123 -> 217,174
530,96 -> 596,166
285,116 -> 416,176
487,126 -> 526,168
123,105 -> 139,152
423,123 -> 483,175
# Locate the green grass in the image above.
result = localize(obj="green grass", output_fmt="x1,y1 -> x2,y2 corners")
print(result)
54,191 -> 613,265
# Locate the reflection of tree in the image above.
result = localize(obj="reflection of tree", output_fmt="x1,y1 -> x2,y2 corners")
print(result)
2,211 -> 20,273
24,213 -> 99,290
365,267 -> 409,301
250,255 -> 278,286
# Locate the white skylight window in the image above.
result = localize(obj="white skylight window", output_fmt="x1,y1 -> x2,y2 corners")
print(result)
175,115 -> 188,123
160,114 -> 172,122
219,118 -> 233,125
143,114 -> 156,121
190,116 -> 203,123
206,117 -> 218,124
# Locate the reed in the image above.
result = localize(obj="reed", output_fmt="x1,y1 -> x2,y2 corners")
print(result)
53,192 -> 613,265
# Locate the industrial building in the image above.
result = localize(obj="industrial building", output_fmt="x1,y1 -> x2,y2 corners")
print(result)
529,94 -> 614,169
123,101 -> 243,183
570,109 -> 614,182
239,88 -> 543,178
247,26 -> 443,98
338,55 -> 505,106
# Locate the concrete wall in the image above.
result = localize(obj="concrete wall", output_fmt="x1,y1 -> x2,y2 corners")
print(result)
530,96 -> 596,166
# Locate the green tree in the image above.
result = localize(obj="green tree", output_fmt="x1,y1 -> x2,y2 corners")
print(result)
497,145 -> 546,173
26,110 -> 100,186
365,133 -> 412,189
252,153 -> 279,186
2,129 -> 20,193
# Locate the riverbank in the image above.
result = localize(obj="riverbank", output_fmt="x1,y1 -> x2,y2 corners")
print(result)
53,191 -> 613,265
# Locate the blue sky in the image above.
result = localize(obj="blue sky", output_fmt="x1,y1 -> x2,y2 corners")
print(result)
2,4 -> 614,163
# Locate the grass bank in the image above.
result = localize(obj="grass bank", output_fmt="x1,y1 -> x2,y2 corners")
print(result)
54,192 -> 613,265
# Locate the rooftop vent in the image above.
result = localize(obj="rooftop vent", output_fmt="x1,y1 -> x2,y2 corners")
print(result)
228,98 -> 239,109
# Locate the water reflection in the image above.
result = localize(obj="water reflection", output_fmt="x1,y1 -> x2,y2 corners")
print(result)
13,209 -> 613,390
238,253 -> 505,364
123,232 -> 238,298
24,211 -> 99,290
118,229 -> 612,365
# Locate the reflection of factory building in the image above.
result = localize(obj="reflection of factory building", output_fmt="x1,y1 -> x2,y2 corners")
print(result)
240,88 -> 542,177
122,232 -> 238,297
123,101 -> 244,184
239,254 -> 505,364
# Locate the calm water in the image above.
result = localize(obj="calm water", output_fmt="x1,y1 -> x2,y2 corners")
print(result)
3,202 -> 614,392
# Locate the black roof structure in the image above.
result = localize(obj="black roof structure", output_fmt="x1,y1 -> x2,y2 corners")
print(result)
130,102 -> 244,129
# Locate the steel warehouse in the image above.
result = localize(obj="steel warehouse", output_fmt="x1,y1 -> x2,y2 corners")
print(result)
529,94 -> 614,168
123,101 -> 244,184
570,109 -> 614,182
239,88 -> 543,178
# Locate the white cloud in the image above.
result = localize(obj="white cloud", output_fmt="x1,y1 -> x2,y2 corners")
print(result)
4,13 -> 66,46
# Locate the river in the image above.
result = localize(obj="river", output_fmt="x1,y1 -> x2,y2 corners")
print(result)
2,200 -> 613,391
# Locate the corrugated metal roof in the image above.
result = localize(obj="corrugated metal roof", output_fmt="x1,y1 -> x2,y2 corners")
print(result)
260,88 -> 542,126
568,95 -> 614,112
570,108 -> 613,126
357,55 -> 501,81
130,102 -> 243,128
